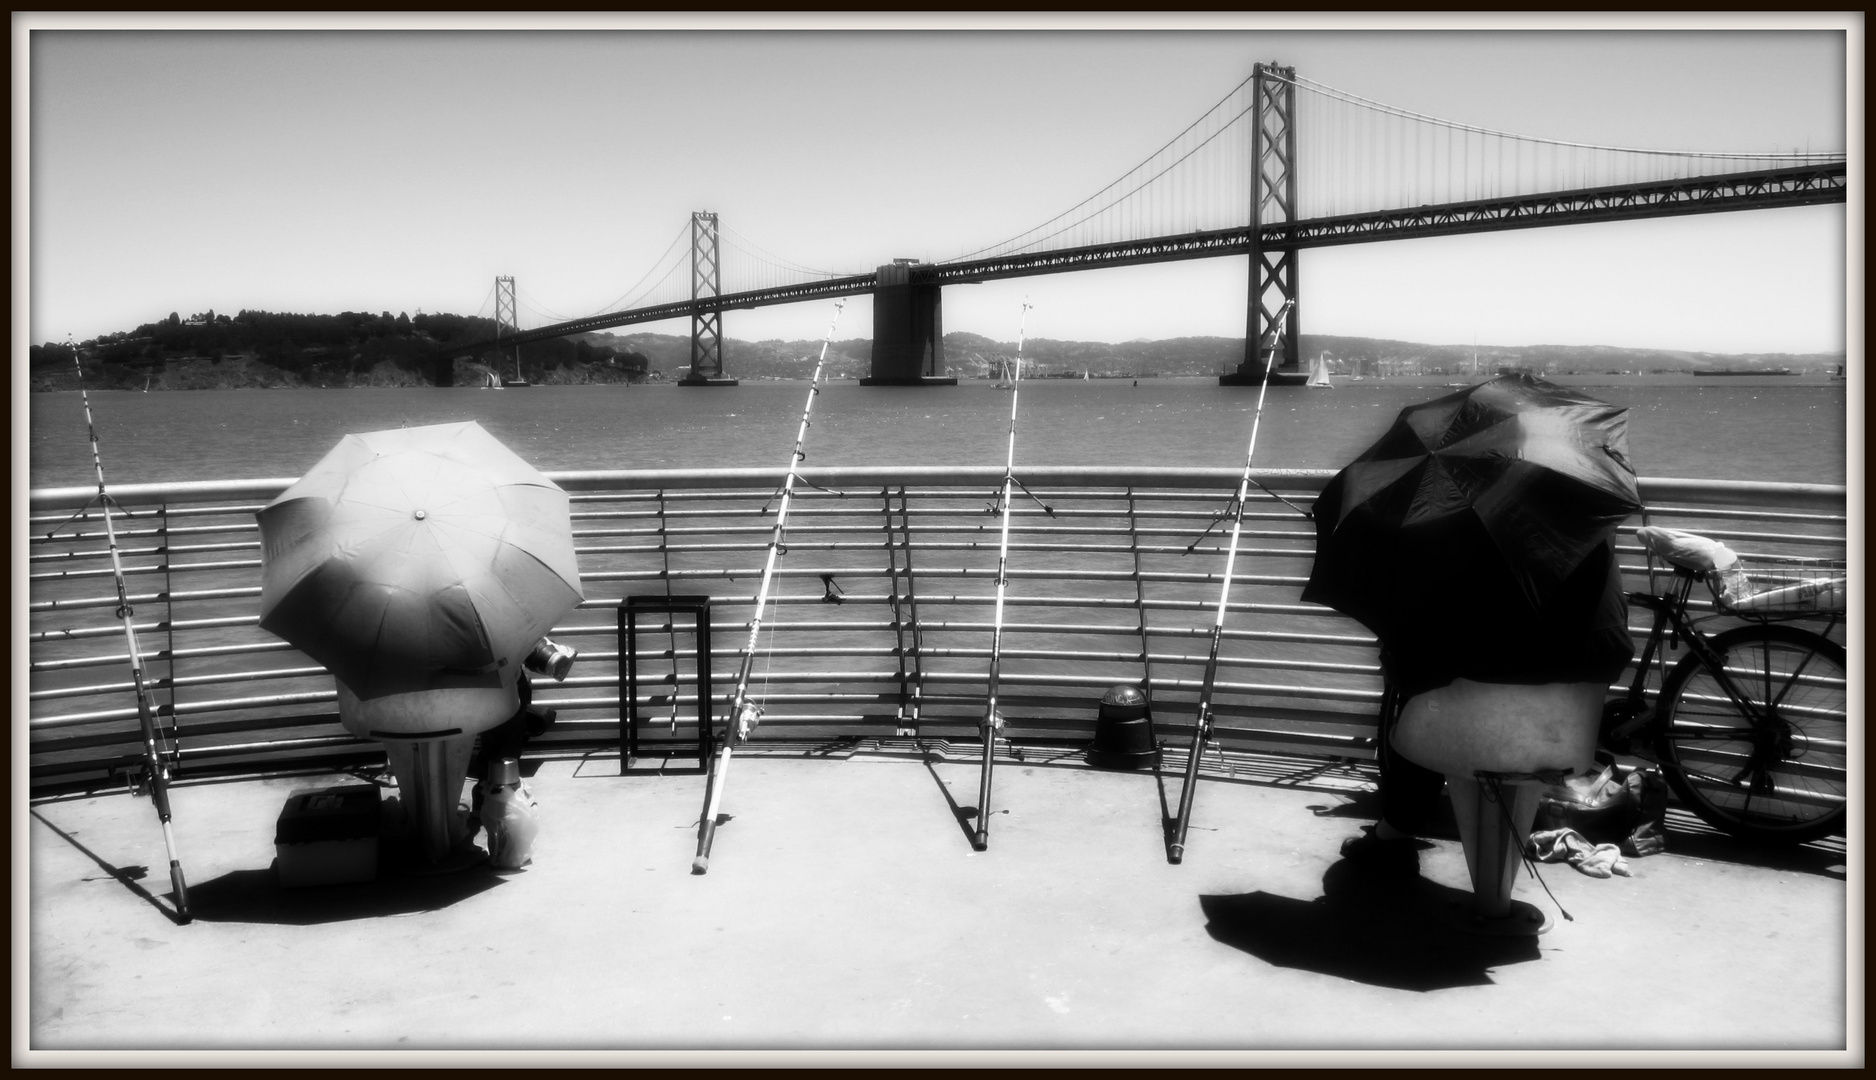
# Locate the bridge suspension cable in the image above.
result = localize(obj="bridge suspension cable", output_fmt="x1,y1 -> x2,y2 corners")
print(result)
472,278 -> 499,324
517,283 -> 579,326
1283,70 -> 1845,220
591,220 -> 694,316
718,223 -> 864,296
954,70 -> 1259,263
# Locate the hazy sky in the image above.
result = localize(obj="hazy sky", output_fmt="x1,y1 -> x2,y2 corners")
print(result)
16,14 -> 1857,354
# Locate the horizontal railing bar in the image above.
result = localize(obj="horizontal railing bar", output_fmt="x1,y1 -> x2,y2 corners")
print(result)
33,519 -> 1841,561
1625,505 -> 1847,526
30,558 -> 262,583
173,734 -> 370,761
29,614 -> 262,643
567,515 -> 1321,536
29,585 -> 260,614
635,592 -> 1351,617
30,690 -> 338,729
30,665 -> 333,701
578,566 -> 1317,587
30,498 -> 275,519
31,639 -> 303,673
29,539 -> 260,564
30,665 -> 1383,731
31,469 -> 1848,513
602,642 -> 1377,674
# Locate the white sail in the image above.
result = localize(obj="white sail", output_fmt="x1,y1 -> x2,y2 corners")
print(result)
1306,353 -> 1334,388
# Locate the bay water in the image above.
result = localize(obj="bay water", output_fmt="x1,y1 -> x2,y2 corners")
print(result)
25,375 -> 1852,490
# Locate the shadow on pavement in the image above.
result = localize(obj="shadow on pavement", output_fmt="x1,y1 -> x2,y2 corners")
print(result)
1304,795 -> 1844,880
184,858 -> 508,926
1655,827 -> 1847,878
31,808 -> 189,926
923,754 -> 986,850
1200,859 -> 1543,992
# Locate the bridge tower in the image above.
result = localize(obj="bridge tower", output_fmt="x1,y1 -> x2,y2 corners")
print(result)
493,275 -> 524,385
1222,62 -> 1302,386
681,211 -> 737,386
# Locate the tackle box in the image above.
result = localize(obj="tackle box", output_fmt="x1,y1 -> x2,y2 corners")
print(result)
274,784 -> 381,888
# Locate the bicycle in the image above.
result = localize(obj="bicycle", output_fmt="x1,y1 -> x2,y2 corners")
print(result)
1600,527 -> 1848,845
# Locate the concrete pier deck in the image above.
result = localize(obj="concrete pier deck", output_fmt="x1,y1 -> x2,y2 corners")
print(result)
20,749 -> 1858,1066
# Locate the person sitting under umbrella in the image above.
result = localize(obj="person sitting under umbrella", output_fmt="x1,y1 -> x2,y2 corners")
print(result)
256,421 -> 586,866
1303,375 -> 1642,923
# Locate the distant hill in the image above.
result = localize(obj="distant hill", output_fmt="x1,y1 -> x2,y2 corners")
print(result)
29,311 -> 1846,390
590,329 -> 1844,380
600,330 -> 1844,380
28,310 -> 656,392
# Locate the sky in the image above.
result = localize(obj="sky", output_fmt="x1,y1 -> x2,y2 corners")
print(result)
14,13 -> 1859,356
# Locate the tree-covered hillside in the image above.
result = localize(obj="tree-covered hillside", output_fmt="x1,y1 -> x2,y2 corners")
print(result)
29,309 -> 653,391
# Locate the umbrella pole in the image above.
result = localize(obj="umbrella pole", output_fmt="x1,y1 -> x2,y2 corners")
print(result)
63,346 -> 192,922
976,299 -> 1047,852
693,301 -> 844,875
1169,298 -> 1294,865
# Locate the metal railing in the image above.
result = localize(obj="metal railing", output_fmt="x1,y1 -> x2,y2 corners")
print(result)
27,467 -> 1849,796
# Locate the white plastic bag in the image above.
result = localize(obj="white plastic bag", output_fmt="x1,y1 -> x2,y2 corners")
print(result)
1634,526 -> 1751,606
483,779 -> 541,870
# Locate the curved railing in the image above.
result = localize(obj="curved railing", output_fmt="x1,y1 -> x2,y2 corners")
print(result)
27,467 -> 1849,797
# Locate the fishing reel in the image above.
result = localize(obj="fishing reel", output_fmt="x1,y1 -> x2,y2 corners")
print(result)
524,636 -> 578,681
735,701 -> 764,742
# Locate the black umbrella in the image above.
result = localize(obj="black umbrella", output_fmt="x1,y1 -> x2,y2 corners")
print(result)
1302,374 -> 1642,693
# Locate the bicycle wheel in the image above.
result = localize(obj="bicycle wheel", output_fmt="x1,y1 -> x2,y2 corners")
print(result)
1654,624 -> 1847,844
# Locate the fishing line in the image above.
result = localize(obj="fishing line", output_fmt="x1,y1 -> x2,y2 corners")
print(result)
1484,772 -> 1573,924
691,299 -> 844,875
1168,297 -> 1296,865
1181,480 -> 1313,556
762,470 -> 847,513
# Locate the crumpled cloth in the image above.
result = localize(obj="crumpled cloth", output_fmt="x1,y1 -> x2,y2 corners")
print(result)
1529,827 -> 1632,878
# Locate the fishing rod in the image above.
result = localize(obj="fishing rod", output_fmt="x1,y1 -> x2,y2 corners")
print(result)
61,343 -> 193,921
693,300 -> 844,875
1168,297 -> 1295,866
975,298 -> 1048,852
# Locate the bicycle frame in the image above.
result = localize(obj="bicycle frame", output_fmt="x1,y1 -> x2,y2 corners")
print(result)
1605,566 -> 1840,754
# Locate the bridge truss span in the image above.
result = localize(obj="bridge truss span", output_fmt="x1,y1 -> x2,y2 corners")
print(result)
1272,160 -> 1849,249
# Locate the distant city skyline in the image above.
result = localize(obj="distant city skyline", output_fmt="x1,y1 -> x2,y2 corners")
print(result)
16,14 -> 1857,356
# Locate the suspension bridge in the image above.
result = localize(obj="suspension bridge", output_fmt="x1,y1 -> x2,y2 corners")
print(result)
440,62 -> 1846,387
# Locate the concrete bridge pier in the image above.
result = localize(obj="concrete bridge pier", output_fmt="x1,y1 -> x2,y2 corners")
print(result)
861,261 -> 957,386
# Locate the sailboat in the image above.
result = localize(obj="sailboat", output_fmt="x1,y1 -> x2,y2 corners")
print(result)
1305,352 -> 1333,389
1082,367 -> 1090,381
994,357 -> 1014,389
